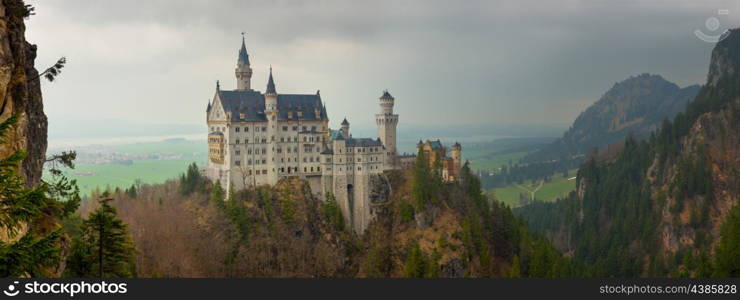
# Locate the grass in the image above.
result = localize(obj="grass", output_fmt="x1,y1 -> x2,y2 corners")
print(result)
487,169 -> 577,208
45,139 -> 207,197
465,151 -> 529,171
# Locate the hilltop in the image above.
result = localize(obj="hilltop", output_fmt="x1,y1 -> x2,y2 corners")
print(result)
526,74 -> 700,163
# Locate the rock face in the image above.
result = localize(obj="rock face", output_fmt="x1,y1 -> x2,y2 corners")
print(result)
526,73 -> 700,163
0,0 -> 47,186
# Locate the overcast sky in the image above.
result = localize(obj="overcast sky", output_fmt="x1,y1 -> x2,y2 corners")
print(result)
24,0 -> 740,138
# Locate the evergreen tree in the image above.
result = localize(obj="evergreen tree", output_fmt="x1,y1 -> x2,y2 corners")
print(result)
323,192 -> 344,231
411,148 -> 432,209
0,115 -> 79,277
65,193 -> 136,277
403,241 -> 428,278
713,205 -> 740,277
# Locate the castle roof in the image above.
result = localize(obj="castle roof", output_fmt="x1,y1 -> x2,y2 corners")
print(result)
380,90 -> 394,100
266,68 -> 276,94
346,137 -> 383,148
421,139 -> 444,150
341,118 -> 349,125
216,89 -> 327,122
238,36 -> 250,65
329,129 -> 345,140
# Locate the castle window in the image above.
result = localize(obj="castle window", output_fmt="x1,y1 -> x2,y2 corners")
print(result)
245,138 -> 249,143
280,137 -> 284,142
310,167 -> 314,172
248,170 -> 252,175
309,157 -> 314,162
244,127 -> 249,132
287,148 -> 292,153
292,126 -> 298,131
283,126 -> 288,131
248,149 -> 252,154
358,167 -> 361,171
248,159 -> 252,165
311,126 -> 316,131
262,170 -> 267,175
236,139 -> 240,144
302,126 -> 307,131
235,127 -> 240,132
262,159 -> 266,164
236,150 -> 240,155
262,126 -> 267,131
235,160 -> 241,166
303,157 -> 307,163
304,167 -> 307,172
255,127 -> 260,132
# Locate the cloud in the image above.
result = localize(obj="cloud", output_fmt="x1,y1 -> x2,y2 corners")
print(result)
23,0 -> 740,140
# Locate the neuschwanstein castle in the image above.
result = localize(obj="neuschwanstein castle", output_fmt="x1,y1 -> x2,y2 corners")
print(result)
206,36 -> 461,233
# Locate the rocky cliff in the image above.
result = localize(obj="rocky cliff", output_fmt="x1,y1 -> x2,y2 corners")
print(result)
0,0 -> 47,186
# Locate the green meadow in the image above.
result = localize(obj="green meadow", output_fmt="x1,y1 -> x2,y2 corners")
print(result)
487,169 -> 577,208
46,139 -> 207,197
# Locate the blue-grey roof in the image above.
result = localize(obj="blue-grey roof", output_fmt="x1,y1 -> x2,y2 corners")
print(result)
429,140 -> 443,150
329,129 -> 344,141
266,69 -> 276,94
380,90 -> 394,100
341,118 -> 349,125
346,138 -> 383,147
209,131 -> 223,136
216,90 -> 327,122
238,37 -> 250,65
321,149 -> 334,155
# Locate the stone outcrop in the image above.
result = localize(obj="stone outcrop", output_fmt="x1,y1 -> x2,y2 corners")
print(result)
0,0 -> 47,186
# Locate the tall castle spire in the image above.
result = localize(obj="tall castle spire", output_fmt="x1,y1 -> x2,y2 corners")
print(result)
266,66 -> 276,94
237,33 -> 250,66
235,33 -> 253,91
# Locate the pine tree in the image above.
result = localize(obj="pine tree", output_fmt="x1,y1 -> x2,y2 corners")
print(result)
0,115 -> 79,277
713,205 -> 740,277
65,192 -> 136,277
411,148 -> 432,210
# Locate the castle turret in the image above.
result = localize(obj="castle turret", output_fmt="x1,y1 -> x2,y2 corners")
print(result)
341,118 -> 350,138
264,67 -> 278,184
376,90 -> 399,168
265,67 -> 277,113
451,142 -> 462,172
235,35 -> 253,91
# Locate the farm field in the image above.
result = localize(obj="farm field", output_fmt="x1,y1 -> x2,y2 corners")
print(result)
487,169 -> 577,208
45,139 -> 207,197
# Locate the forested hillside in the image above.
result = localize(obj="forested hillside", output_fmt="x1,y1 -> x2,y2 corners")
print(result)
70,156 -> 573,278
516,29 -> 740,277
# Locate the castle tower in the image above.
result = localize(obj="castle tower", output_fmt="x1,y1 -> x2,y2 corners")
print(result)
264,67 -> 279,184
451,142 -> 462,177
341,118 -> 350,138
235,35 -> 253,91
376,90 -> 398,167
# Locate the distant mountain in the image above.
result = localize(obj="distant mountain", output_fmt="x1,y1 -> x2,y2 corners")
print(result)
526,74 -> 700,162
